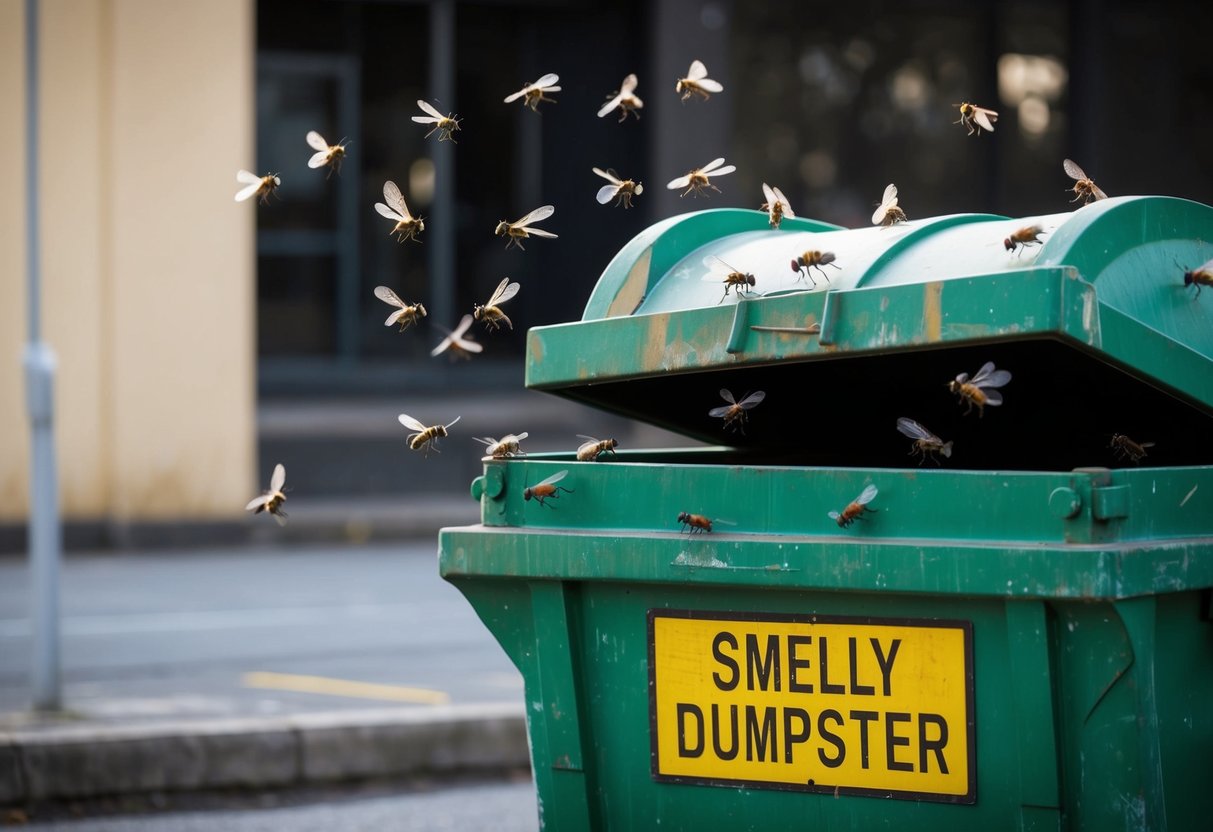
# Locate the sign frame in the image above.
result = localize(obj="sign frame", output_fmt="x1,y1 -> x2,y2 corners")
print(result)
647,608 -> 977,804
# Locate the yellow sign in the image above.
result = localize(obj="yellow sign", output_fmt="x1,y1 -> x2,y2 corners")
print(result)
648,610 -> 974,803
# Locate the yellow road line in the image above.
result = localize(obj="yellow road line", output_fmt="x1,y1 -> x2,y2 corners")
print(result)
242,671 -> 451,705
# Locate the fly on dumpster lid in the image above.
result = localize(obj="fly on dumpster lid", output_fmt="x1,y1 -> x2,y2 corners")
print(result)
829,484 -> 879,528
524,470 -> 573,507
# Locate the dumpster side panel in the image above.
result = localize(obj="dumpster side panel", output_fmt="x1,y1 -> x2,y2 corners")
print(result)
1052,592 -> 1213,831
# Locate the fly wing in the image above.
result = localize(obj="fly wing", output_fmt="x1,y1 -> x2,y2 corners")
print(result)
306,130 -> 329,151
385,308 -> 407,327
577,438 -> 600,456
738,391 -> 766,409
597,94 -> 623,118
896,417 -> 932,440
596,183 -> 621,204
270,463 -> 286,492
979,369 -> 1012,389
593,167 -> 621,184
431,335 -> 454,357
533,73 -> 559,89
522,228 -> 558,239
273,512 -> 287,527
382,180 -> 410,217
375,202 -> 405,222
708,406 -> 733,418
968,361 -> 997,384
881,183 -> 898,204
246,494 -> 268,511
451,314 -> 475,339
504,85 -> 529,103
1063,158 -> 1088,182
666,174 -> 692,190
700,157 -> 727,174
761,183 -> 776,205
1091,184 -> 1108,200
696,78 -> 724,93
308,150 -> 330,169
237,169 -> 262,184
489,280 -> 521,306
453,336 -> 484,354
708,165 -> 736,178
537,469 -> 568,487
973,108 -> 998,132
718,388 -> 738,404
855,484 -> 879,505
416,99 -> 444,119
512,204 -> 554,228
374,285 -> 406,309
619,73 -> 638,95
398,413 -> 428,432
235,181 -> 262,202
1198,257 -> 1213,272
773,186 -> 794,216
983,390 -> 1004,406
687,59 -> 708,80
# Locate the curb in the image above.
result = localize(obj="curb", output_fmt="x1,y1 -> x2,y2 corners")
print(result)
0,703 -> 529,804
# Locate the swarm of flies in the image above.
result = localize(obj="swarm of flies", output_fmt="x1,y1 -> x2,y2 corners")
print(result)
791,250 -> 839,287
577,436 -> 618,462
495,205 -> 558,250
829,484 -> 878,528
505,73 -> 561,112
760,183 -> 794,229
709,389 -> 765,434
305,131 -> 348,177
246,463 -> 288,526
954,102 -> 998,136
896,418 -> 953,465
475,432 -> 529,460
1109,433 -> 1155,464
431,314 -> 483,360
949,361 -> 1012,417
676,60 -> 723,102
398,413 -> 461,457
593,168 -> 643,209
374,286 -> 427,332
667,157 -> 735,198
703,255 -> 756,303
1004,225 -> 1045,255
375,180 -> 425,243
235,170 -> 280,205
598,74 -> 643,122
413,99 -> 461,143
1180,257 -> 1213,297
872,183 -> 907,226
524,469 -> 573,508
1063,158 -> 1107,204
473,278 -> 521,331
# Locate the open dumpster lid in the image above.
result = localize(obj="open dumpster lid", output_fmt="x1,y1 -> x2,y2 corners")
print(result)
525,196 -> 1213,470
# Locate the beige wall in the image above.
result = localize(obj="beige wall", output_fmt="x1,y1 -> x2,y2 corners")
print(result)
0,0 -> 255,522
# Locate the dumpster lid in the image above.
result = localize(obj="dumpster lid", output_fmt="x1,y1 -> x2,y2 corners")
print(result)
525,196 -> 1213,470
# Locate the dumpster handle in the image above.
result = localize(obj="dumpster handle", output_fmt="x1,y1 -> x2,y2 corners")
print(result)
818,290 -> 840,345
725,296 -> 754,354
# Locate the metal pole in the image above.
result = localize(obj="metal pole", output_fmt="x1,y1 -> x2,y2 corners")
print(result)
23,0 -> 62,712
428,0 -> 455,328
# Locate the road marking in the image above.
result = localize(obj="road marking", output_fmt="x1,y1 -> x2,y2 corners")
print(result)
242,671 -> 451,704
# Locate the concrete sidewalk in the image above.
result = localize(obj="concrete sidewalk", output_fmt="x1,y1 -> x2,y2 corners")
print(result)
1,702 -> 529,805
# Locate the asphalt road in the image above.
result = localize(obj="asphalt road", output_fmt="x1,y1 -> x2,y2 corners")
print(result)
19,778 -> 539,831
0,543 -> 523,721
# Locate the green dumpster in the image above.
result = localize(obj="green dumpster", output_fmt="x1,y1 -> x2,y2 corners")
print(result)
440,196 -> 1213,831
